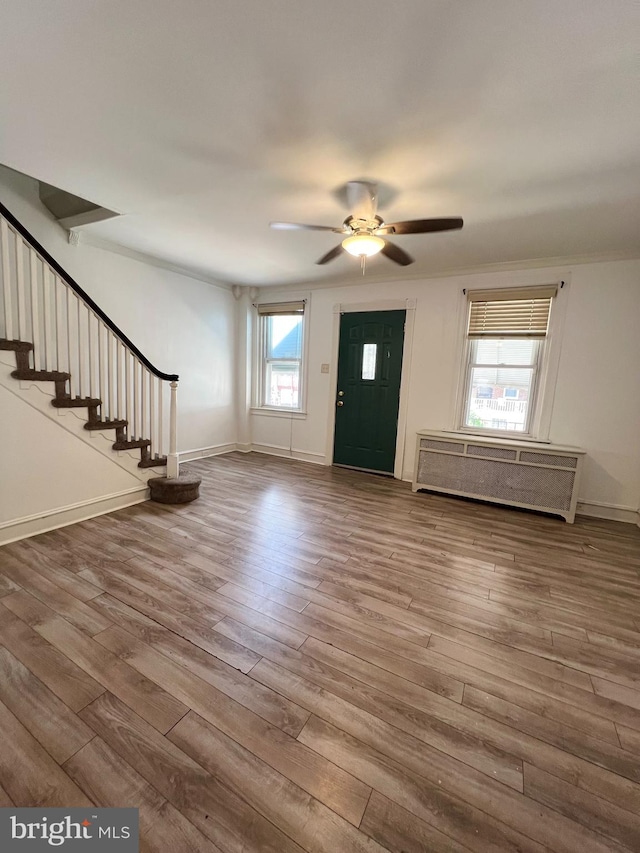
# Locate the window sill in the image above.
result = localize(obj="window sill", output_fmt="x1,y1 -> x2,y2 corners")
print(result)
250,407 -> 307,420
446,428 -> 550,444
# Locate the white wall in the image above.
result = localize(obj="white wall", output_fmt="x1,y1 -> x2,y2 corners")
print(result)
250,259 -> 640,520
1,166 -> 237,456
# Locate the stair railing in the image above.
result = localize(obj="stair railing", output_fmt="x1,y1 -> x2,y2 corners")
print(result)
0,201 -> 179,478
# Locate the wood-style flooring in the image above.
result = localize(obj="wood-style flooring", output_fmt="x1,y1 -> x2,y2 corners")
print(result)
1,451 -> 640,852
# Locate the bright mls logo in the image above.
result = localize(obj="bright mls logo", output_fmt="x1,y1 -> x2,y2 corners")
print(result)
0,809 -> 138,851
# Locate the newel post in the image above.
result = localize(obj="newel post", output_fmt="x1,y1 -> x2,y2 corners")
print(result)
149,376 -> 200,503
166,380 -> 180,479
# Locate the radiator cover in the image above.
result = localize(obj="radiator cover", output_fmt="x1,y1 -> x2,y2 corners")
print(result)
412,430 -> 584,522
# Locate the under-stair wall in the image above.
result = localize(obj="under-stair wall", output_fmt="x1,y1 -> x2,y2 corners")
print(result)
0,166 -> 237,542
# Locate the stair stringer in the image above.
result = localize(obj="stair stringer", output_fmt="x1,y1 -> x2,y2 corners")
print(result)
0,350 -> 165,485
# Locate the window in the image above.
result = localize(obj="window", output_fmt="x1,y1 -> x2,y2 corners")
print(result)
361,344 -> 377,380
459,286 -> 556,436
256,301 -> 305,410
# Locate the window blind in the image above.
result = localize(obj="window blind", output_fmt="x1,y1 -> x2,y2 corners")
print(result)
467,286 -> 556,338
255,300 -> 305,316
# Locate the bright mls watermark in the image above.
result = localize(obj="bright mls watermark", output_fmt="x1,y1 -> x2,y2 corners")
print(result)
0,809 -> 138,851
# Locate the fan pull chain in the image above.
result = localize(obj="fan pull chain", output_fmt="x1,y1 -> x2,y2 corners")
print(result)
361,255 -> 366,275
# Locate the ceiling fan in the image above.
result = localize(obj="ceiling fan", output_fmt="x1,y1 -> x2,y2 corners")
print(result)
270,180 -> 463,268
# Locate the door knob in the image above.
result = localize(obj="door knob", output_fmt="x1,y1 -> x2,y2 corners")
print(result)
338,390 -> 344,396
337,400 -> 344,406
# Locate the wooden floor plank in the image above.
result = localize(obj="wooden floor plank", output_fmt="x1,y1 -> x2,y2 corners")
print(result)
360,791 -> 473,853
2,539 -> 104,601
2,590 -> 188,734
0,784 -> 14,806
0,698 -> 92,807
63,736 -> 224,853
616,723 -> 640,755
0,572 -> 21,598
82,573 -> 264,672
79,692 -> 305,853
0,646 -> 95,764
591,676 -> 640,711
0,602 -> 105,712
462,685 -> 640,784
169,710 -> 385,853
427,634 -> 640,731
0,551 -> 112,635
524,763 -> 640,852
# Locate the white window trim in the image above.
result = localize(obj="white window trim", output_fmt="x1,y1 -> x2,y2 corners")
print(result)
451,278 -> 570,442
251,297 -> 309,415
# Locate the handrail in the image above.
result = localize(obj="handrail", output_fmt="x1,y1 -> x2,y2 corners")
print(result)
0,200 -> 179,381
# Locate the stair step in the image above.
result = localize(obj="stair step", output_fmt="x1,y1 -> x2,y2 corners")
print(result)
0,339 -> 33,351
138,455 -> 168,468
112,438 -> 151,450
52,397 -> 102,409
11,369 -> 70,381
84,419 -> 128,431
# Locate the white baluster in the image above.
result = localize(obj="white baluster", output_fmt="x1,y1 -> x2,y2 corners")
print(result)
16,239 -> 26,341
167,380 -> 179,479
158,380 -> 164,458
88,309 -> 95,399
97,318 -> 105,416
150,373 -> 156,459
54,276 -> 62,372
108,332 -> 115,422
141,366 -> 148,445
42,265 -> 52,370
133,358 -> 140,439
1,219 -> 13,340
76,298 -> 84,397
117,340 -> 123,421
125,349 -> 132,440
65,288 -> 74,397
29,250 -> 41,369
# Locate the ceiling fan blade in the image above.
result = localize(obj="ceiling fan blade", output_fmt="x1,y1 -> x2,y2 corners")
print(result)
381,217 -> 463,235
270,221 -> 343,232
346,181 -> 378,221
381,240 -> 414,266
316,244 -> 344,265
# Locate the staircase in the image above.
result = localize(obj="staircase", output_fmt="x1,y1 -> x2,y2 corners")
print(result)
0,200 -> 179,477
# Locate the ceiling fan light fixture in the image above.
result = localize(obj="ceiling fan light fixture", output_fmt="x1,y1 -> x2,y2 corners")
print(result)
342,233 -> 385,257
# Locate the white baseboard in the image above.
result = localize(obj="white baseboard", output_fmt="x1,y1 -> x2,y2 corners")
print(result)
177,441 -> 327,465
179,442 -> 238,463
576,500 -> 638,525
250,443 -> 326,466
0,485 -> 149,546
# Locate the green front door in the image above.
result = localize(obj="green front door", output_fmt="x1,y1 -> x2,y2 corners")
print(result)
333,310 -> 405,474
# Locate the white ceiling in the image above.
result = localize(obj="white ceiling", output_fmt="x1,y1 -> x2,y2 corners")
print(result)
1,0 -> 639,287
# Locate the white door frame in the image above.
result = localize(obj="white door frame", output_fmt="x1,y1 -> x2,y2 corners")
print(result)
324,298 -> 416,480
